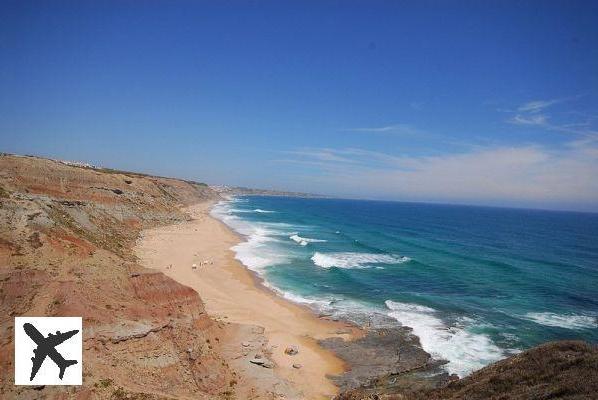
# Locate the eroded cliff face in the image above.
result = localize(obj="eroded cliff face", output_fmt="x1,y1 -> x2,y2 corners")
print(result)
0,154 -> 237,399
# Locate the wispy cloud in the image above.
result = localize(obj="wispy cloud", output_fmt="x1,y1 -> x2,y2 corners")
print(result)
284,147 -> 405,168
509,113 -> 598,138
517,99 -> 563,113
508,97 -> 598,139
273,96 -> 598,210
275,143 -> 598,210
283,149 -> 357,163
344,123 -> 420,135
509,114 -> 548,126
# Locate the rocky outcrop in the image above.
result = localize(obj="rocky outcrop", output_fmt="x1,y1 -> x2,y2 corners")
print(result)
321,328 -> 450,392
334,340 -> 598,400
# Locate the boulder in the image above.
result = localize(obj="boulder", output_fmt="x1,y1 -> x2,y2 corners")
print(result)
250,358 -> 274,368
284,345 -> 298,356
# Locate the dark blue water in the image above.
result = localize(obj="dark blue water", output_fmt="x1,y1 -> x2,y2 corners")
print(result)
212,196 -> 598,376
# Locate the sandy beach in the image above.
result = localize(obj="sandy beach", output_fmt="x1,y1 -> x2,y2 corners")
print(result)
135,201 -> 361,399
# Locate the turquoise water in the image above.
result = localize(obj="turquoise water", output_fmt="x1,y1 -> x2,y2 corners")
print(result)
212,196 -> 598,376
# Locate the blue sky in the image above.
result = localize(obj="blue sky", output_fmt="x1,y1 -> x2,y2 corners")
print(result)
1,1 -> 597,211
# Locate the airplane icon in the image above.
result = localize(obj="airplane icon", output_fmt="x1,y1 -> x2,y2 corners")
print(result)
23,322 -> 79,381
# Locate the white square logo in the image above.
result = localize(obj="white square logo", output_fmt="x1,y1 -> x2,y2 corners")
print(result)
14,317 -> 82,385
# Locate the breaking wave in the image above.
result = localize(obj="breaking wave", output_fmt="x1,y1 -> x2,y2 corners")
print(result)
311,252 -> 411,269
229,208 -> 276,214
523,312 -> 598,330
385,300 -> 505,377
211,201 -> 291,271
289,234 -> 327,246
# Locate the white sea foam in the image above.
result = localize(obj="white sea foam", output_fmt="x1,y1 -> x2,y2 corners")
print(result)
231,227 -> 289,270
211,200 -> 292,271
277,290 -> 339,310
385,300 -> 505,377
289,234 -> 327,246
278,292 -> 396,326
228,208 -> 276,214
523,312 -> 598,330
311,252 -> 411,269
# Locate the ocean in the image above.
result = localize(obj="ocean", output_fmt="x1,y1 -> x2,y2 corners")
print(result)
211,196 -> 598,377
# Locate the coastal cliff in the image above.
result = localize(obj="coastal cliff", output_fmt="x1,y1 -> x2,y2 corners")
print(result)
0,154 -> 234,399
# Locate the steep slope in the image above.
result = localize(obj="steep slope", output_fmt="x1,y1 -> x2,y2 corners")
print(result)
0,154 -> 237,399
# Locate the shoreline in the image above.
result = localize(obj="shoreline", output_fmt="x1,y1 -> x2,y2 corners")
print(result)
135,200 -> 362,399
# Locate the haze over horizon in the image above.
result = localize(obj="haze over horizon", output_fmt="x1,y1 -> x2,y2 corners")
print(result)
1,1 -> 597,212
